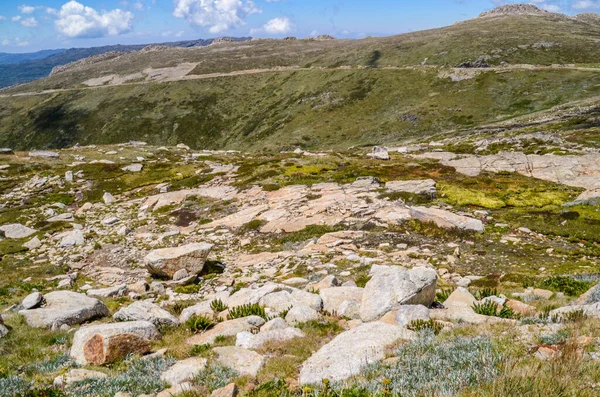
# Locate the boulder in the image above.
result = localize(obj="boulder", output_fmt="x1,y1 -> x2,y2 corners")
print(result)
409,207 -> 484,232
0,317 -> 8,338
299,322 -> 415,385
24,236 -> 42,250
319,287 -> 363,314
226,283 -> 283,308
338,300 -> 361,320
291,290 -> 323,311
386,179 -> 437,198
70,321 -> 160,365
550,302 -> 600,319
0,224 -> 36,239
360,266 -> 437,322
29,150 -> 59,158
395,305 -> 430,327
53,369 -> 107,388
186,316 -> 265,345
370,146 -> 390,160
211,383 -> 238,397
114,301 -> 179,327
21,292 -> 43,310
156,382 -> 196,397
160,357 -> 207,386
122,163 -> 143,172
0,148 -> 14,155
145,243 -> 213,279
60,230 -> 85,247
430,287 -> 514,325
259,291 -> 295,313
285,304 -> 319,326
102,192 -> 116,204
47,213 -> 75,222
236,326 -> 304,350
19,291 -> 109,329
213,346 -> 265,377
87,284 -> 127,298
505,299 -> 536,316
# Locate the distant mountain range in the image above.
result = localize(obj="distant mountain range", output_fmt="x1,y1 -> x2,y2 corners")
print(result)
0,38 -> 251,89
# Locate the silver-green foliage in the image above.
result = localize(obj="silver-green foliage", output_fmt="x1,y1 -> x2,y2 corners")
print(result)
339,331 -> 502,396
68,356 -> 175,397
26,353 -> 75,375
194,364 -> 239,392
0,376 -> 31,396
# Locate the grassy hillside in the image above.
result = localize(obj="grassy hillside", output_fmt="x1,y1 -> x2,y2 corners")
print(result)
2,11 -> 600,150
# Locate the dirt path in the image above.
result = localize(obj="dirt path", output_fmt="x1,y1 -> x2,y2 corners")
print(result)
1,63 -> 599,99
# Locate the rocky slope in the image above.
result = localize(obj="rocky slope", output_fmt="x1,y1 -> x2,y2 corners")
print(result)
0,142 -> 599,395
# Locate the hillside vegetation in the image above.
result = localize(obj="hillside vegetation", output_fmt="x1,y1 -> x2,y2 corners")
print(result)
2,9 -> 600,150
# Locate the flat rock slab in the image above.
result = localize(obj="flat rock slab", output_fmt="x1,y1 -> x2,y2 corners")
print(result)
114,300 -> 179,327
236,327 -> 304,349
299,322 -> 415,385
70,320 -> 160,365
160,357 -> 207,386
19,291 -> 109,329
360,265 -> 437,322
320,286 -> 364,313
213,346 -> 265,377
145,242 -> 213,278
29,150 -> 59,158
386,179 -> 437,197
0,223 -> 37,239
186,316 -> 265,345
409,206 -> 484,232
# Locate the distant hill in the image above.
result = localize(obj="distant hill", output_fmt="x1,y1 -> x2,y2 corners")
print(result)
0,38 -> 251,89
1,6 -> 600,152
0,49 -> 65,65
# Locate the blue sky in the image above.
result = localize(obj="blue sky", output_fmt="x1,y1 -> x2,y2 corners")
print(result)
0,0 -> 598,52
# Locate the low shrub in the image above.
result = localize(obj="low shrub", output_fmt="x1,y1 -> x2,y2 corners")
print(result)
228,303 -> 268,320
540,277 -> 592,297
472,301 -> 516,319
186,315 -> 215,333
210,299 -> 228,313
194,364 -> 238,392
435,288 -> 455,304
407,319 -> 444,335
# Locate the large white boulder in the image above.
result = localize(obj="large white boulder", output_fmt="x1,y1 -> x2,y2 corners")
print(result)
114,301 -> 179,327
19,291 -> 109,329
145,243 -> 213,279
160,357 -> 207,387
0,224 -> 37,239
360,265 -> 437,322
320,287 -> 363,314
213,346 -> 265,377
299,322 -> 415,385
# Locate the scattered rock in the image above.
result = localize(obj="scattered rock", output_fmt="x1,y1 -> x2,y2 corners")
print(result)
19,291 -> 109,329
145,243 -> 213,279
395,305 -> 430,327
360,265 -> 437,322
213,346 -> 265,377
87,284 -> 127,299
409,206 -> 484,232
114,301 -> 179,327
160,357 -> 207,386
320,286 -> 364,314
211,383 -> 238,397
60,230 -> 85,247
0,224 -> 37,239
21,292 -> 43,310
370,146 -> 390,160
122,163 -> 143,172
29,150 -> 59,158
299,322 -> 415,384
70,320 -> 160,365
186,316 -> 265,345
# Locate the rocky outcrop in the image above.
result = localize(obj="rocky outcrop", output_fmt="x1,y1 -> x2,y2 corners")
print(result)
299,322 -> 415,385
409,206 -> 484,232
144,243 -> 213,279
70,321 -> 160,365
19,291 -> 109,329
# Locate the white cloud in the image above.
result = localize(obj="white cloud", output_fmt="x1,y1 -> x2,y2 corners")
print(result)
0,16 -> 6,21
12,16 -> 22,21
572,0 -> 600,9
20,16 -> 38,27
173,0 -> 260,33
1,39 -> 9,46
46,7 -> 58,16
263,16 -> 293,34
55,0 -> 134,38
133,1 -> 144,10
18,5 -> 36,14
